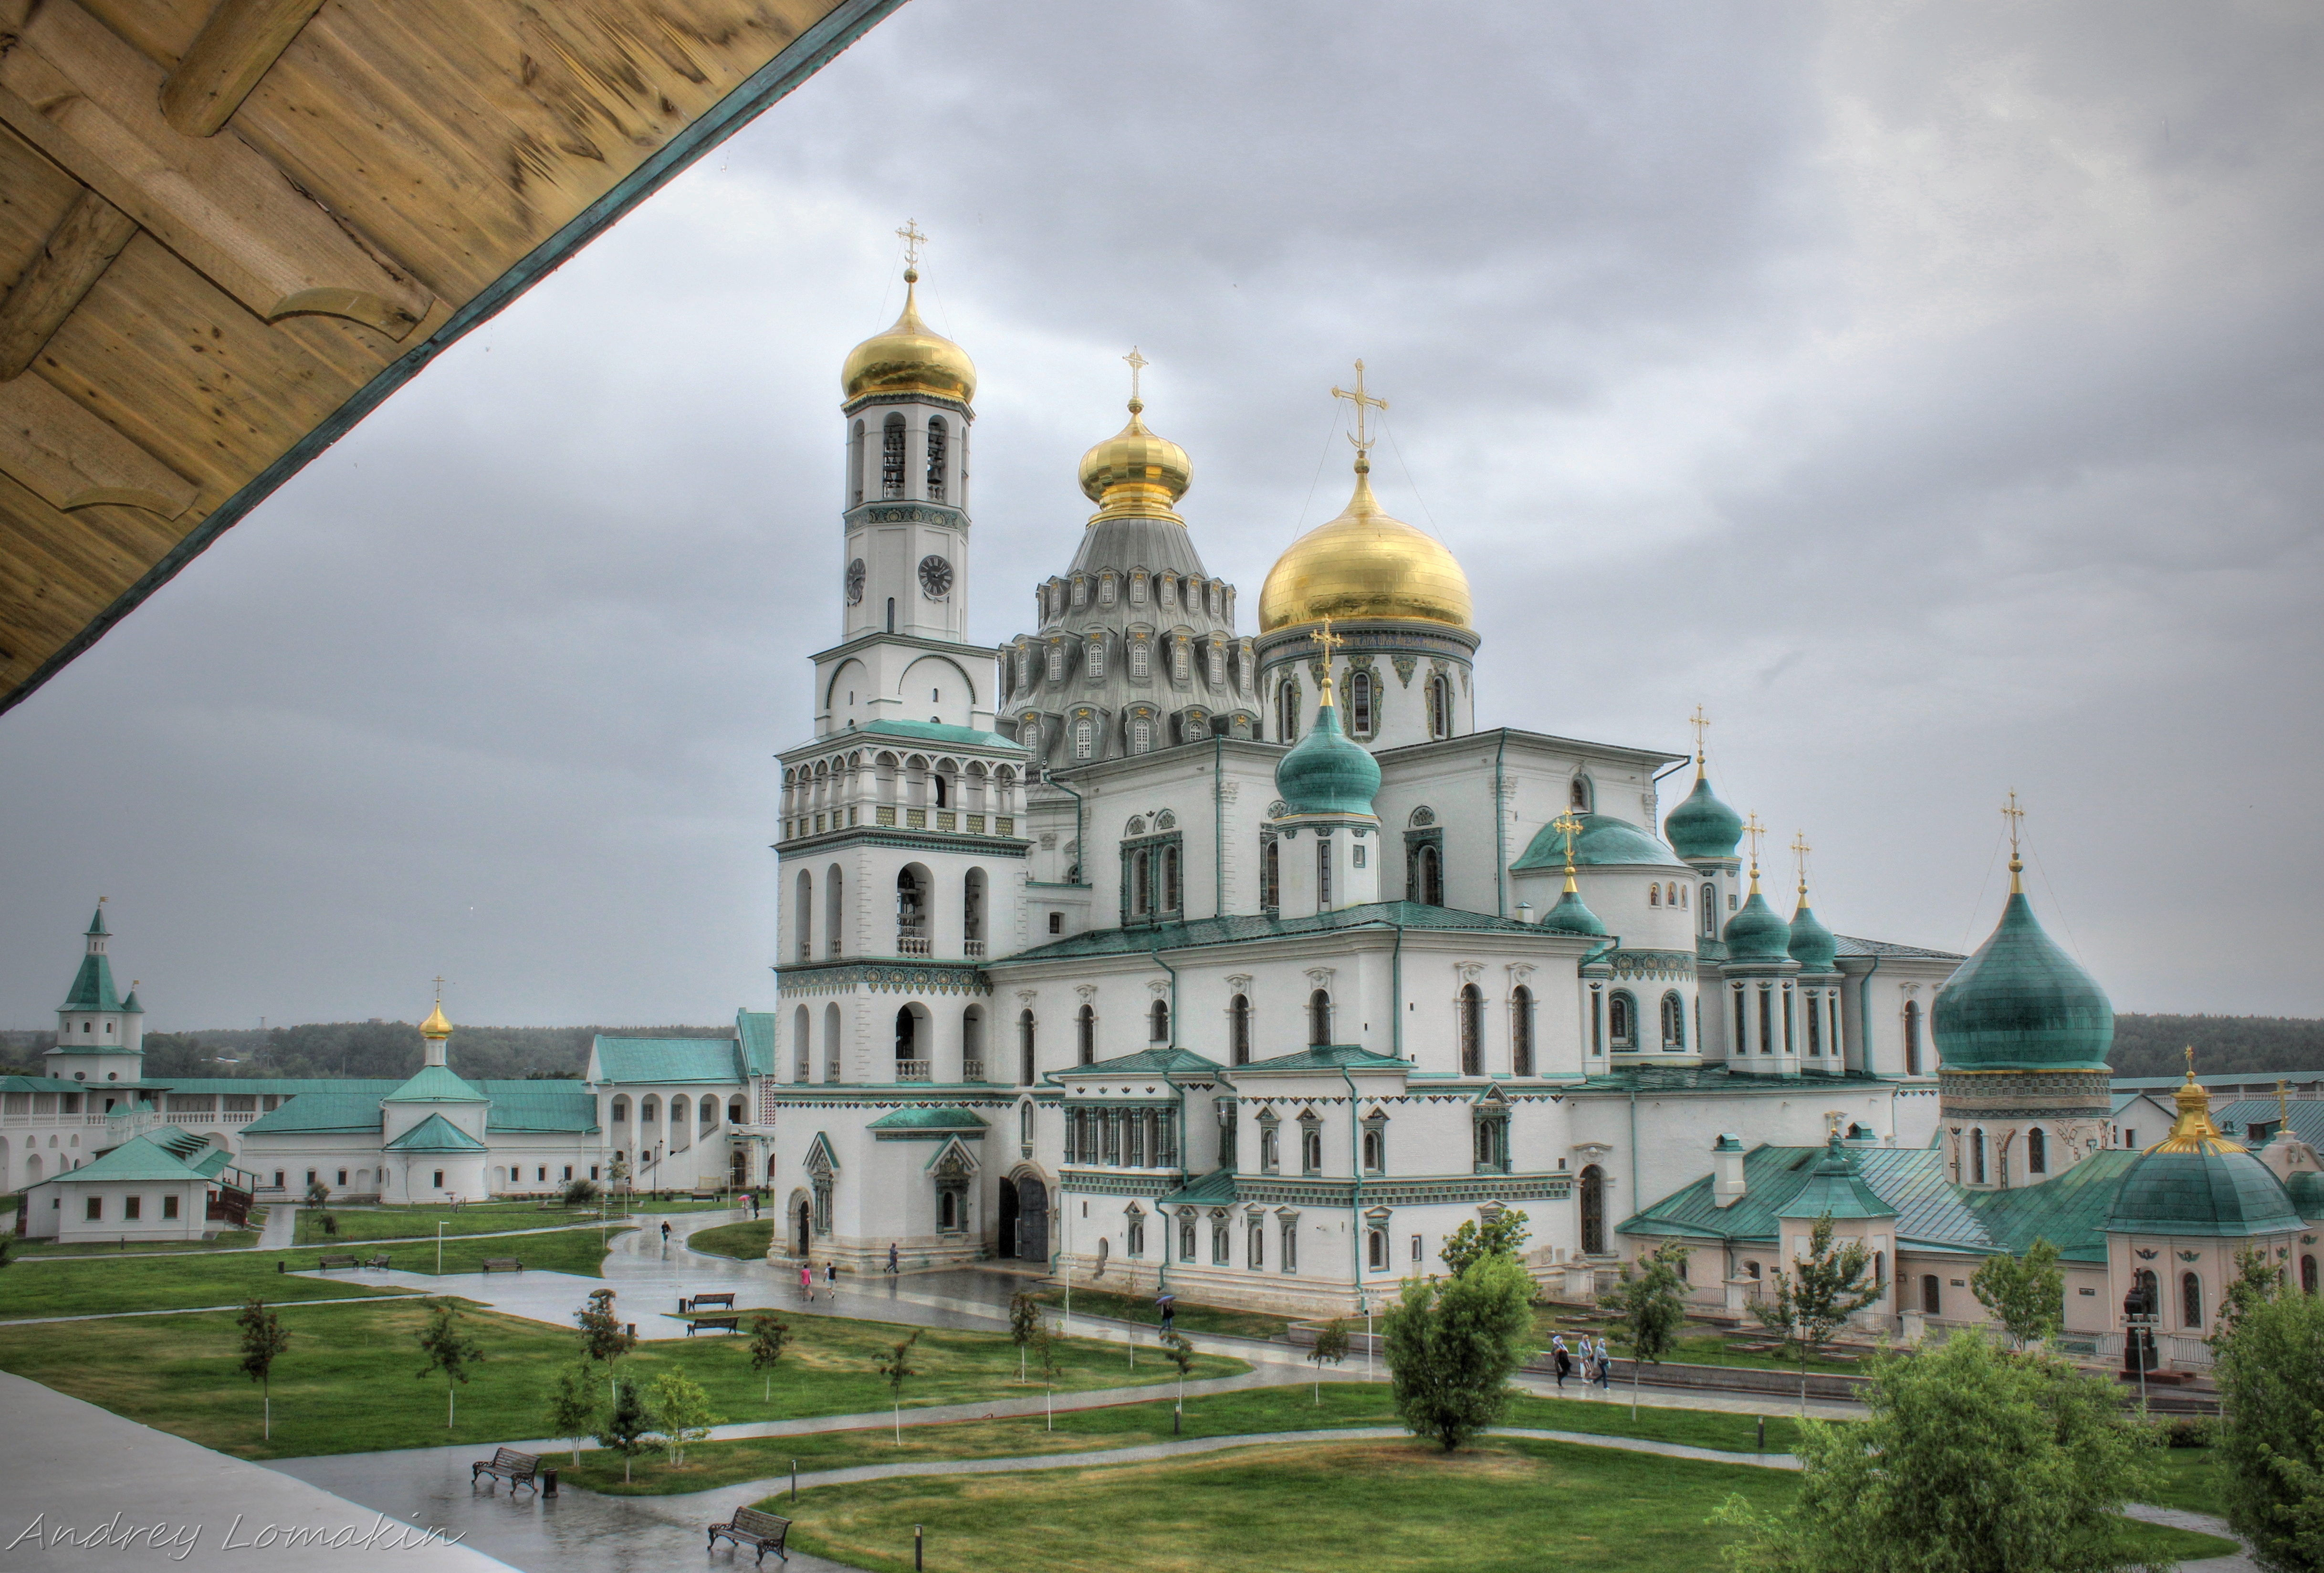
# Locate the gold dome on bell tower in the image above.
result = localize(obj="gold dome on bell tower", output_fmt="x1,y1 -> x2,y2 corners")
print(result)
1078,349 -> 1191,524
840,225 -> 975,406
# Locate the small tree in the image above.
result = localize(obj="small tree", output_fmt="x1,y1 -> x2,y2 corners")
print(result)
1752,1214 -> 1880,1414
562,1176 -> 599,1207
1009,1291 -> 1040,1381
2211,1254 -> 2324,1571
1382,1250 -> 1535,1452
1439,1208 -> 1531,1277
595,1380 -> 649,1484
1161,1329 -> 1196,1432
877,1329 -> 921,1444
1970,1237 -> 2065,1351
236,1299 -> 291,1442
1309,1319 -> 1350,1404
1030,1321 -> 1061,1430
545,1358 -> 601,1465
304,1179 -> 331,1208
413,1298 -> 485,1430
645,1369 -> 719,1466
1714,1332 -> 2160,1573
747,1314 -> 791,1404
576,1287 -> 636,1404
1605,1241 -> 1691,1419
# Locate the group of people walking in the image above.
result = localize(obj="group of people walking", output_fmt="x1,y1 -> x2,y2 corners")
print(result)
1550,1332 -> 1614,1391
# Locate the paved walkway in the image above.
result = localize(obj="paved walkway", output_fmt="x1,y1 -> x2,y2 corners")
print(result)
2123,1504 -> 2259,1573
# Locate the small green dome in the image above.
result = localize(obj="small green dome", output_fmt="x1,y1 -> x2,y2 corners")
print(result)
1932,891 -> 2113,1071
1511,813 -> 1687,872
1275,696 -> 1380,817
2284,1167 -> 2324,1219
1788,899 -> 1837,972
1723,889 -> 1790,962
1538,887 -> 1608,936
2107,1148 -> 2304,1237
1665,773 -> 1743,860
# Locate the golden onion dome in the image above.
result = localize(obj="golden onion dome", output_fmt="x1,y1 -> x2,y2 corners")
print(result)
1078,399 -> 1192,524
840,269 -> 976,405
419,999 -> 453,1040
1257,462 -> 1473,631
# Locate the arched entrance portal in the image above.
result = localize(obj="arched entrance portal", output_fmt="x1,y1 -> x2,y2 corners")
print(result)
795,1200 -> 812,1258
997,1178 -> 1020,1258
1579,1164 -> 1606,1256
1012,1174 -> 1049,1263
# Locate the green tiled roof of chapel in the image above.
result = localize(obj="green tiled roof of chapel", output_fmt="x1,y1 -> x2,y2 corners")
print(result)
383,1113 -> 488,1153
56,952 -> 124,1016
382,1064 -> 488,1103
1049,1046 -> 1224,1082
1160,1166 -> 1238,1206
1511,812 -> 1689,872
864,1106 -> 990,1131
1234,1043 -> 1407,1075
27,1129 -> 219,1187
1001,901 -> 1546,963
738,1012 -> 778,1078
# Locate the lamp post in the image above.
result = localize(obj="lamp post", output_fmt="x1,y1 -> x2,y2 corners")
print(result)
2122,1282 -> 2157,1413
437,1219 -> 444,1275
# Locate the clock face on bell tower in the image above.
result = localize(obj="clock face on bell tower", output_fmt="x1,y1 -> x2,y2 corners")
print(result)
918,555 -> 953,599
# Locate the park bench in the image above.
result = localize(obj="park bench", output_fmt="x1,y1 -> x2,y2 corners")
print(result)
471,1447 -> 540,1493
364,1253 -> 392,1269
690,1191 -> 723,1203
316,1253 -> 360,1269
481,1257 -> 524,1273
685,1292 -> 737,1313
708,1506 -> 790,1564
687,1315 -> 742,1336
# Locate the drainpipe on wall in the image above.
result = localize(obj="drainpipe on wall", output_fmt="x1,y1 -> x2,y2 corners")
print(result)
1391,921 -> 1407,1059
1213,734 -> 1226,919
1045,769 -> 1088,886
1340,1062 -> 1367,1317
1493,731 -> 1509,918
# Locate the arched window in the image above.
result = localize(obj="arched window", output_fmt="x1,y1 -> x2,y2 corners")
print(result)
1428,673 -> 1453,739
880,413 -> 906,498
1261,834 -> 1280,910
1361,1129 -> 1382,1171
1277,681 -> 1300,743
2303,1255 -> 2317,1295
1230,995 -> 1252,1065
1181,1212 -> 1197,1262
1368,1228 -> 1387,1269
1308,989 -> 1332,1047
1701,884 -> 1717,938
1904,1000 -> 1922,1076
1149,999 -> 1170,1043
1921,1274 -> 1941,1315
849,419 -> 866,507
887,596 -> 896,633
2181,1272 -> 2203,1328
824,1001 -> 843,1082
2027,1126 -> 2047,1174
1047,644 -> 1066,682
1130,640 -> 1151,679
793,1005 -> 811,1080
1161,844 -> 1180,912
1172,642 -> 1189,684
1569,776 -> 1591,812
1971,1128 -> 1988,1185
1580,1164 -> 1606,1255
1131,716 -> 1152,754
1608,992 -> 1635,1050
1459,984 -> 1485,1075
1018,1010 -> 1036,1086
794,869 -> 814,963
1086,638 -> 1106,680
1511,986 -> 1535,1076
1661,991 -> 1685,1052
896,867 -> 926,945
1805,991 -> 1822,1055
894,1007 -> 920,1072
1649,885 -> 1661,907
1416,844 -> 1444,906
826,866 -> 844,958
1077,1005 -> 1096,1066
925,417 -> 948,501
1348,669 -> 1374,735
1074,718 -> 1094,761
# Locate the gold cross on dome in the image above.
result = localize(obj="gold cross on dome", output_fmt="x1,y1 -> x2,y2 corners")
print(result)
2001,789 -> 2025,857
1331,359 -> 1388,461
2279,1079 -> 2292,1124
1743,813 -> 1765,869
432,974 -> 446,1002
1124,347 -> 1147,406
1689,705 -> 1710,763
2185,1044 -> 2197,1079
1551,809 -> 1584,864
1790,831 -> 1811,892
1312,616 -> 1345,662
896,219 -> 925,268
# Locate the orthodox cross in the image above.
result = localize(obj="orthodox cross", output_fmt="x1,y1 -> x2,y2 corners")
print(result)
2185,1043 -> 2197,1079
2279,1079 -> 2292,1125
1743,813 -> 1765,876
432,974 -> 446,1003
1689,704 -> 1710,765
895,219 -> 925,269
1551,809 -> 1585,876
2001,789 -> 2025,856
1313,617 -> 1345,702
1124,347 -> 1147,408
1332,359 -> 1388,462
1790,831 -> 1811,893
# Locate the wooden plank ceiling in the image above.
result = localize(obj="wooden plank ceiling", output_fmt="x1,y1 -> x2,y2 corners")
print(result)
0,0 -> 895,713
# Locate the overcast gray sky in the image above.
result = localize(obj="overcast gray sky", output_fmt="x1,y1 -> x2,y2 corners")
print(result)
3,0 -> 2319,1031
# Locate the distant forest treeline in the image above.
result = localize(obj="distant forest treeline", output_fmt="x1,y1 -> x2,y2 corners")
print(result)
0,1020 -> 733,1081
4,1012 -> 2316,1082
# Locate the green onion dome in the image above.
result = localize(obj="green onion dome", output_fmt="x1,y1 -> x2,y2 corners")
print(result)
1931,886 -> 2113,1071
1274,692 -> 1380,817
1665,771 -> 1744,860
1788,897 -> 1837,972
1723,888 -> 1791,963
1511,813 -> 1688,872
2284,1167 -> 2324,1219
1538,887 -> 1608,937
2106,1075 -> 2304,1236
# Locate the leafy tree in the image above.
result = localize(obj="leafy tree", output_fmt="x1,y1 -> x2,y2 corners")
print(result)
304,1179 -> 331,1208
575,1287 -> 636,1404
2211,1254 -> 2324,1571
1309,1319 -> 1350,1404
1970,1237 -> 2065,1351
747,1314 -> 791,1404
1439,1208 -> 1532,1277
236,1299 -> 291,1441
1752,1214 -> 1881,1414
1713,1332 -> 2161,1573
413,1298 -> 485,1430
1008,1291 -> 1040,1381
1160,1330 -> 1196,1432
562,1176 -> 599,1206
595,1380 -> 650,1484
544,1358 -> 601,1465
2218,1245 -> 2288,1344
1605,1241 -> 1691,1418
1382,1250 -> 1536,1452
877,1330 -> 921,1445
645,1369 -> 719,1465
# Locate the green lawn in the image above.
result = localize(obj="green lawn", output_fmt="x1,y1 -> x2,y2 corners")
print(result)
688,1219 -> 774,1260
389,1227 -> 624,1277
0,1252 -> 414,1319
560,1377 -> 1810,1495
1031,1284 -> 1294,1342
754,1437 -> 2232,1573
2145,1445 -> 2228,1517
294,1202 -> 604,1246
11,1227 -> 262,1257
0,1298 -> 1247,1460
1537,1311 -> 1874,1377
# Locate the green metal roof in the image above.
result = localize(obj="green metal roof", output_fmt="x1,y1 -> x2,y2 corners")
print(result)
1664,773 -> 1744,860
1932,891 -> 2114,1071
1002,901 -> 1545,964
481,1086 -> 599,1134
2218,1100 -> 2324,1149
381,1064 -> 489,1104
1831,935 -> 1965,961
1788,900 -> 1837,972
1722,890 -> 1792,963
1572,1064 -> 1896,1094
383,1112 -> 488,1153
1511,812 -> 1687,872
1160,1166 -> 1238,1206
242,1093 -> 386,1134
1538,887 -> 1608,936
1275,699 -> 1380,817
27,1129 -> 214,1187
2105,1145 -> 2305,1237
864,1106 -> 990,1131
591,1036 -> 745,1084
0,1074 -> 89,1092
1049,1046 -> 1225,1083
1776,1137 -> 1895,1220
56,952 -> 124,1015
856,719 -> 1024,752
85,906 -> 107,937
738,1011 -> 778,1078
1234,1043 -> 1408,1075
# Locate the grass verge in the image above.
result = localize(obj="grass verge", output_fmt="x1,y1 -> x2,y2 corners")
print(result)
293,1202 -> 609,1246
2144,1445 -> 2228,1517
0,1297 -> 1246,1459
0,1252 -> 414,1319
11,1228 -> 262,1257
688,1219 -> 774,1260
1029,1284 -> 1293,1342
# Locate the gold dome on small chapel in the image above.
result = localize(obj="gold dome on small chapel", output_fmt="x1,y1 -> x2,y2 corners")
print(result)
841,267 -> 976,405
420,999 -> 453,1040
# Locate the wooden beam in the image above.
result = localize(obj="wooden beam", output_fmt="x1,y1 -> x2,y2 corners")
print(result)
0,187 -> 138,379
0,372 -> 199,517
0,0 -> 431,339
160,0 -> 330,138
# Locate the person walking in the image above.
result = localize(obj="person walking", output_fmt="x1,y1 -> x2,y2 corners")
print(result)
1593,1335 -> 1613,1390
660,1219 -> 671,1247
825,1259 -> 837,1294
1551,1333 -> 1572,1391
887,1242 -> 899,1275
799,1261 -> 814,1301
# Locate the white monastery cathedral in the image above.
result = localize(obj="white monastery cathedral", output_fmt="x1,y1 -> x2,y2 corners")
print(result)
20,247 -> 2317,1365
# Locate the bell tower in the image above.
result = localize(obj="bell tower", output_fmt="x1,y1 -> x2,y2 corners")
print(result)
816,223 -> 991,736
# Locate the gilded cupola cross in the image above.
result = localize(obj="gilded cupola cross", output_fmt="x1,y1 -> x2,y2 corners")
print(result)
1332,359 -> 1388,466
1790,831 -> 1811,897
2002,789 -> 2026,892
895,218 -> 925,269
1124,347 -> 1147,409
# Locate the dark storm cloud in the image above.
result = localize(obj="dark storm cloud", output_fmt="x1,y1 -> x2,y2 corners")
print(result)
1,0 -> 2317,1027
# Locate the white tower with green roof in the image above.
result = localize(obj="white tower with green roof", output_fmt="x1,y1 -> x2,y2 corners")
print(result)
45,902 -> 147,1108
